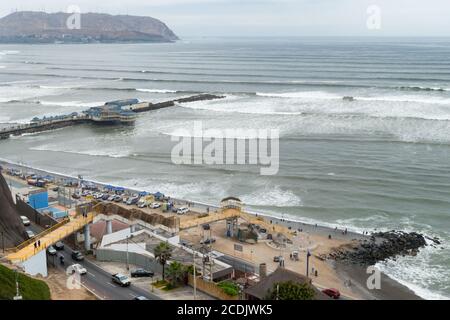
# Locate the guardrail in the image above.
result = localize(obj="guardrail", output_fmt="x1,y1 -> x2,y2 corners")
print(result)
8,217 -> 71,253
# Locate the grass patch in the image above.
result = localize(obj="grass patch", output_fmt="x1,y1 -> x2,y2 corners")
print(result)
153,280 -> 169,288
0,264 -> 51,300
217,280 -> 240,297
162,283 -> 178,291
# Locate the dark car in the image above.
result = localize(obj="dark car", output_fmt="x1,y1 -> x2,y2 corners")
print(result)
102,194 -> 110,201
55,242 -> 65,250
273,256 -> 282,262
72,193 -> 81,199
322,288 -> 341,299
112,273 -> 131,287
131,269 -> 154,278
71,251 -> 85,261
47,246 -> 57,256
200,238 -> 216,245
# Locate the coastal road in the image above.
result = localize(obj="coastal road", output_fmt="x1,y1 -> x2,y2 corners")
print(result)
51,245 -> 161,300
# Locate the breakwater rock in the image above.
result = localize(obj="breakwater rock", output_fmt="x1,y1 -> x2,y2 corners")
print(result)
328,231 -> 430,266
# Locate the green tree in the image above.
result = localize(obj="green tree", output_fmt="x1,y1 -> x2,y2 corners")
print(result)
154,242 -> 173,281
265,281 -> 316,300
165,261 -> 186,288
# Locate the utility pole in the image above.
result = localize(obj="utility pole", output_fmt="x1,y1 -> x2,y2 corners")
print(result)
1,231 -> 5,253
306,250 -> 311,278
126,235 -> 129,271
193,250 -> 197,300
13,270 -> 22,300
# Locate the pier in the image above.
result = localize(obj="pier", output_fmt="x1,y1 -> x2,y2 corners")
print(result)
0,94 -> 224,140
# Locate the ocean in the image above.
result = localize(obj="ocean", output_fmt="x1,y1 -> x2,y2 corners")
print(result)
0,37 -> 449,299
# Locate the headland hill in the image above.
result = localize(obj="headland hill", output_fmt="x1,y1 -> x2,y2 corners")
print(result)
0,11 -> 178,43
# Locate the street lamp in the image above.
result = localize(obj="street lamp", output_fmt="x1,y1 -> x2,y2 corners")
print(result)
306,250 -> 311,278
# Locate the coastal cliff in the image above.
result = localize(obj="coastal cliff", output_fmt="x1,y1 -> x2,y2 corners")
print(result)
0,11 -> 178,43
0,173 -> 26,247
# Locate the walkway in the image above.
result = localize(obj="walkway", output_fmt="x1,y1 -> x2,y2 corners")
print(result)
7,213 -> 94,263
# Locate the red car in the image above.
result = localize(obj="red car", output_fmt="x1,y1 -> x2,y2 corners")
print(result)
322,288 -> 341,299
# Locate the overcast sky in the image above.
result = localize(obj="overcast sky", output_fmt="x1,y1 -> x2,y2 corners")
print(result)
1,0 -> 450,37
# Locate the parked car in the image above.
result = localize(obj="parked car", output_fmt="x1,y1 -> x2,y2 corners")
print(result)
102,194 -> 110,201
273,256 -> 282,262
126,197 -> 139,205
322,288 -> 341,299
133,296 -> 149,301
69,264 -> 87,275
122,197 -> 128,204
130,269 -> 154,278
112,273 -> 131,287
177,207 -> 190,215
114,195 -> 123,202
54,242 -> 65,250
25,230 -> 35,239
71,251 -> 85,261
107,195 -> 116,201
52,186 -> 59,192
71,193 -> 81,199
20,216 -> 31,226
149,202 -> 160,209
47,246 -> 57,255
200,238 -> 216,245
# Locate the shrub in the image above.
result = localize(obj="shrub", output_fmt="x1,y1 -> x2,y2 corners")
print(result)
217,280 -> 240,297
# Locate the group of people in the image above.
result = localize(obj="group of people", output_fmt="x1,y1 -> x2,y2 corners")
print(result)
33,240 -> 41,252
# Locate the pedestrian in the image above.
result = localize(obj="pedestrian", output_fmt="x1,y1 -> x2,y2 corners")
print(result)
38,240 -> 41,247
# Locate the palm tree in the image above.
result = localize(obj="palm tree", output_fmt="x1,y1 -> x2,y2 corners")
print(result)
154,242 -> 173,281
165,261 -> 186,287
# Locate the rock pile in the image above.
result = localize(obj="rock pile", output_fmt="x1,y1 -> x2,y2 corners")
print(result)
328,231 -> 430,266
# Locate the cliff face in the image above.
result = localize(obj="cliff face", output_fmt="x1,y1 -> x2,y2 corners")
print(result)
0,11 -> 179,43
0,173 -> 26,248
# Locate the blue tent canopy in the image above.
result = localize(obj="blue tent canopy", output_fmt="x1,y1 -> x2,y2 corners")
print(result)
104,185 -> 115,190
139,191 -> 149,197
154,192 -> 164,199
115,187 -> 125,192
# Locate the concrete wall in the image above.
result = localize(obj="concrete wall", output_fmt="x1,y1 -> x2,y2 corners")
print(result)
96,248 -> 163,274
188,274 -> 238,300
15,196 -> 59,227
20,249 -> 48,277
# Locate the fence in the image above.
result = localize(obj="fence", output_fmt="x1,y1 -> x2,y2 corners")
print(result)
187,274 -> 239,301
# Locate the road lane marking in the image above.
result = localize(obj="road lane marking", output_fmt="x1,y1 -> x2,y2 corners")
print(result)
87,272 -> 96,277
